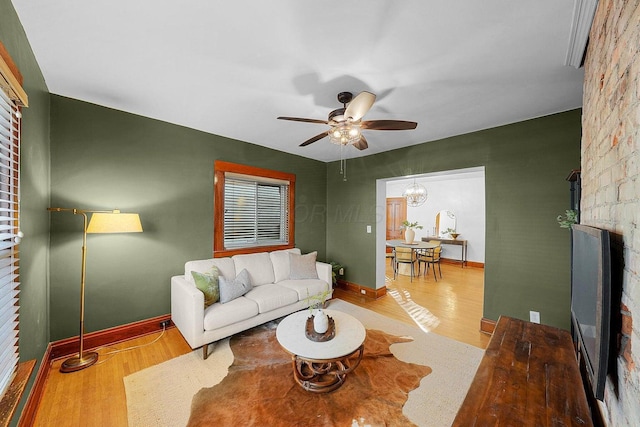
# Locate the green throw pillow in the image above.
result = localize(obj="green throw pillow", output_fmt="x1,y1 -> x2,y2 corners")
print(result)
191,267 -> 220,307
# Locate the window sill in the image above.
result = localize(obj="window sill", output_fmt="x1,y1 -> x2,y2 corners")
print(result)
0,360 -> 36,427
214,243 -> 294,258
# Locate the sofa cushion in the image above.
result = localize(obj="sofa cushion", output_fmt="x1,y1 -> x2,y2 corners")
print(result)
185,258 -> 236,285
289,251 -> 319,280
244,284 -> 299,313
278,279 -> 330,301
203,297 -> 259,331
232,252 -> 275,286
219,269 -> 253,303
270,248 -> 301,283
191,268 -> 220,307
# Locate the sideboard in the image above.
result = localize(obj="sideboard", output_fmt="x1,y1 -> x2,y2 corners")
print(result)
421,236 -> 467,267
452,316 -> 592,426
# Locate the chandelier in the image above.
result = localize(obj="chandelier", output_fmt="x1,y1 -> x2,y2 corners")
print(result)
329,121 -> 361,146
402,180 -> 428,207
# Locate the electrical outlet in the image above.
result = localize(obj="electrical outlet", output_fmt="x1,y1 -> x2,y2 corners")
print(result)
529,311 -> 540,324
338,268 -> 344,276
160,320 -> 171,328
366,225 -> 372,233
360,289 -> 366,295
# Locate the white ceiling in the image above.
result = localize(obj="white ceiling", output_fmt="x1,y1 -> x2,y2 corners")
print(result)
11,0 -> 585,162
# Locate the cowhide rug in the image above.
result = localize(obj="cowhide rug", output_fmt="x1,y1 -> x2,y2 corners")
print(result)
187,322 -> 432,427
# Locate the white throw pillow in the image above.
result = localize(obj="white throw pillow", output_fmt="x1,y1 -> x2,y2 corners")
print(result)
289,251 -> 318,280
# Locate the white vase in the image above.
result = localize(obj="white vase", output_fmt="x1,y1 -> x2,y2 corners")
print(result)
404,228 -> 415,244
313,309 -> 329,334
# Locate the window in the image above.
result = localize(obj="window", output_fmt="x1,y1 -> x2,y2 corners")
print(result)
224,177 -> 289,246
214,161 -> 295,257
0,43 -> 27,408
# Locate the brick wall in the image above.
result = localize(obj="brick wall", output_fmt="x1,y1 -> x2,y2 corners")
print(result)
582,0 -> 640,425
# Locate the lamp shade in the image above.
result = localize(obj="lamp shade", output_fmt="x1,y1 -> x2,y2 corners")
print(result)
87,211 -> 143,234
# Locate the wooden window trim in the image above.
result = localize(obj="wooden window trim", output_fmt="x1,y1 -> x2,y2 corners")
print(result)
0,41 -> 28,107
0,39 -> 28,427
213,160 -> 295,257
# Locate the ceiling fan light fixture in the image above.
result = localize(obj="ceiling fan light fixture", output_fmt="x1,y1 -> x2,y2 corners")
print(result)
278,90 -> 417,153
329,122 -> 361,146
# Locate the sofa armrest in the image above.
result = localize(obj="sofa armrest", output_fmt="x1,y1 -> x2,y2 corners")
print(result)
171,275 -> 204,349
315,261 -> 332,286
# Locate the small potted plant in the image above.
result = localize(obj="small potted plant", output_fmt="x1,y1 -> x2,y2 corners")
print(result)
329,261 -> 344,287
400,220 -> 423,244
557,210 -> 578,229
305,288 -> 332,333
443,227 -> 460,239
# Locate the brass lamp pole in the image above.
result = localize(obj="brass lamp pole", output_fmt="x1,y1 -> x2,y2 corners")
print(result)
47,207 -> 143,373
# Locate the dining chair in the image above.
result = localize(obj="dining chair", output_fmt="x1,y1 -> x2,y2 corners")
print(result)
417,241 -> 441,275
418,246 -> 443,281
394,247 -> 418,281
386,248 -> 395,267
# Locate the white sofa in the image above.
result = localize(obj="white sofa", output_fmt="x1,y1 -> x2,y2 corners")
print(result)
171,248 -> 332,358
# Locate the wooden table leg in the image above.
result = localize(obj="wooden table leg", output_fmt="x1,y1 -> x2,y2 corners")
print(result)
290,345 -> 365,393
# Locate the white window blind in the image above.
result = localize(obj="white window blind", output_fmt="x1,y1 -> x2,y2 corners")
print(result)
0,85 -> 20,400
224,177 -> 288,248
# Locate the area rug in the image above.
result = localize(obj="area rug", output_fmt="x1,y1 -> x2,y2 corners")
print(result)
124,300 -> 484,426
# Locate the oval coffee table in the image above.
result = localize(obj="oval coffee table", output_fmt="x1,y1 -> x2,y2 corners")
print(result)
276,309 -> 366,393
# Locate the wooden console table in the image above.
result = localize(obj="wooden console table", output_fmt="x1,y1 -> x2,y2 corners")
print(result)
421,236 -> 467,267
452,316 -> 592,426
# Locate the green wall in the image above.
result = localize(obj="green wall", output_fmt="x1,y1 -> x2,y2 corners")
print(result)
326,110 -> 581,329
49,96 -> 327,340
1,0 -> 51,423
49,97 -> 580,336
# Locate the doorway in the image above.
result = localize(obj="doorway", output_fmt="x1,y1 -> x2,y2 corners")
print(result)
375,167 -> 487,344
375,167 -> 486,302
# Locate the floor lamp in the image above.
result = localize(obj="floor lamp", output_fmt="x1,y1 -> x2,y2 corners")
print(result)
47,208 -> 143,373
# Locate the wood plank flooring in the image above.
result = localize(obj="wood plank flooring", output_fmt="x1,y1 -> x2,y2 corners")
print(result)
31,329 -> 192,427
28,261 -> 488,427
336,261 -> 490,349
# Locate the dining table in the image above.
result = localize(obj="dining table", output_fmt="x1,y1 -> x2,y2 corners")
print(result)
386,240 -> 439,277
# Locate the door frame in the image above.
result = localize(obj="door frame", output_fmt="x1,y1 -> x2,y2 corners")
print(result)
375,167 -> 486,289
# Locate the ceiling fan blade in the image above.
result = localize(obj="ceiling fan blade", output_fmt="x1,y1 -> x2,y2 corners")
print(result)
278,116 -> 328,125
344,91 -> 376,121
299,131 -> 330,147
353,135 -> 369,150
361,120 -> 418,130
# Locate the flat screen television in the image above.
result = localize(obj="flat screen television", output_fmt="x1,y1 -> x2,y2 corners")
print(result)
571,224 -> 611,401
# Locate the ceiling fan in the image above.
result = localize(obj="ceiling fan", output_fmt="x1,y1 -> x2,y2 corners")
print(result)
277,91 -> 418,150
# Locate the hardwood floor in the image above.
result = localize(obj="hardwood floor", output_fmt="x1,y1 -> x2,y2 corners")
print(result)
31,329 -> 192,427
336,261 -> 490,349
29,261 -> 489,426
